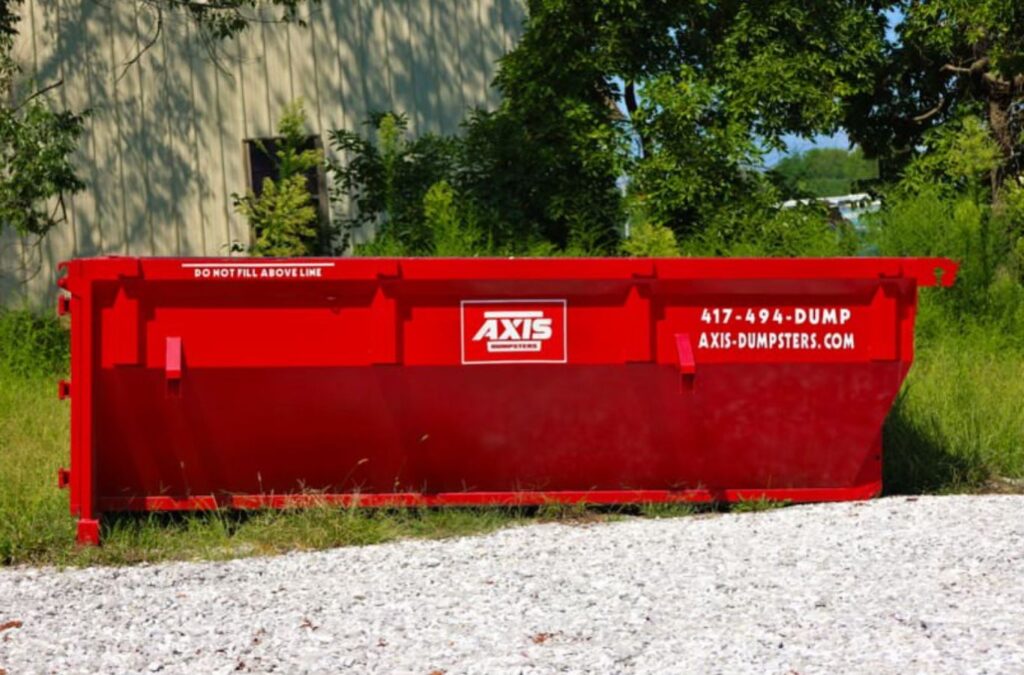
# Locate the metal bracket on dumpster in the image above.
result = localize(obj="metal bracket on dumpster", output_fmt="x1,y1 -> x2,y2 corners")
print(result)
165,336 -> 182,395
674,333 -> 696,389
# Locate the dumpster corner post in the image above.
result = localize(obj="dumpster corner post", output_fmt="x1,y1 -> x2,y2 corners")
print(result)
76,518 -> 100,546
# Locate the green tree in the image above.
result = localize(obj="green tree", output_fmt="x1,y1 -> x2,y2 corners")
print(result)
331,0 -> 888,256
490,0 -> 886,249
234,101 -> 322,256
772,148 -> 879,198
844,0 -> 1024,192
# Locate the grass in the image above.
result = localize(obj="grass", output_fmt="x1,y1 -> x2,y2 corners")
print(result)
730,497 -> 791,513
883,325 -> 1024,493
1,306 -> 1022,567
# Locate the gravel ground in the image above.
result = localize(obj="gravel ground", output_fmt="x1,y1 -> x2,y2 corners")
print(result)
2,495 -> 1023,674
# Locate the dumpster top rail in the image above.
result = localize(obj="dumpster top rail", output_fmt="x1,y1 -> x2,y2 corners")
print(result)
58,256 -> 958,288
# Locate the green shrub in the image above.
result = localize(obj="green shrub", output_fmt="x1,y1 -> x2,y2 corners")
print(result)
330,112 -> 461,255
234,100 -> 323,256
866,188 -> 1024,344
424,180 -> 482,256
621,221 -> 680,257
680,201 -> 856,257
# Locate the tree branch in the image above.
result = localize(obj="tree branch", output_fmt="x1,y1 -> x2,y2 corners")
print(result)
13,78 -> 64,111
119,6 -> 163,82
911,94 -> 947,123
940,64 -> 972,76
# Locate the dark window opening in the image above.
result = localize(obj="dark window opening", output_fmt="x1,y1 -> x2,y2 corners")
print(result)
243,135 -> 331,254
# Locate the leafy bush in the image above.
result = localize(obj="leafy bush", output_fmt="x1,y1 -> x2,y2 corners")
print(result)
329,113 -> 460,255
233,100 -> 323,256
424,180 -> 483,256
621,221 -> 679,257
674,194 -> 856,258
865,116 -> 1024,342
900,115 -> 1002,199
869,191 -> 1009,314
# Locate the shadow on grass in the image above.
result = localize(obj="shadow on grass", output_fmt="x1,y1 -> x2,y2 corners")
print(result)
882,391 -> 989,495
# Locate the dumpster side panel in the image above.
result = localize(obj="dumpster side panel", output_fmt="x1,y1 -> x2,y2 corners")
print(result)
59,257 -> 955,543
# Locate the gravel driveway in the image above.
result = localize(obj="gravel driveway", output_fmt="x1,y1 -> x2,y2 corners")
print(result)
1,495 -> 1022,674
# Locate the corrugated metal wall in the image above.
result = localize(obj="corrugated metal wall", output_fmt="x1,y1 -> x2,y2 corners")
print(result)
1,0 -> 524,307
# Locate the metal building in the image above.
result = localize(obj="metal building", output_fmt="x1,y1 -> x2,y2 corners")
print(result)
1,0 -> 525,306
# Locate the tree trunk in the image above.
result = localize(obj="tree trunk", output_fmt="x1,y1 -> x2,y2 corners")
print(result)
987,94 -> 1014,197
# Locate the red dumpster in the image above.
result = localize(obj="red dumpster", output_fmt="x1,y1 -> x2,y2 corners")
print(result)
57,256 -> 956,544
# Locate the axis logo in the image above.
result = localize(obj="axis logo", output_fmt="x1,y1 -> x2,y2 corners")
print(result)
461,299 -> 567,364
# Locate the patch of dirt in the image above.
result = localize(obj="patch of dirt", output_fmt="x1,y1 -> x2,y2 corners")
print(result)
978,477 -> 1024,495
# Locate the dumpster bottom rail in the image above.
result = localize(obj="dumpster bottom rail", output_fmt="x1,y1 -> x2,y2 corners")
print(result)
95,486 -> 882,513
74,484 -> 881,540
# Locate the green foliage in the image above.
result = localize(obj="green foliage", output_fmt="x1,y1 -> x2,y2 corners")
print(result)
233,100 -> 322,257
329,112 -> 461,254
503,0 -> 882,249
330,110 -> 619,257
869,189 -> 1024,342
0,309 -> 68,376
627,67 -> 765,239
424,180 -> 482,256
487,2 -> 627,252
636,502 -> 697,519
866,115 -> 1024,338
0,0 -> 84,239
1004,178 -> 1024,273
621,221 -> 679,257
678,194 -> 857,258
329,0 -> 889,258
845,0 -> 1024,186
175,0 -> 313,41
772,148 -> 878,198
458,107 -> 618,254
900,116 -> 1004,196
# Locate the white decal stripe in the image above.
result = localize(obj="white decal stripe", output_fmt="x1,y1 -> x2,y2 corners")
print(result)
181,263 -> 336,269
483,310 -> 544,318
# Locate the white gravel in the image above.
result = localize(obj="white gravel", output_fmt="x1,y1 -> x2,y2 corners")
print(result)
2,495 -> 1023,674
